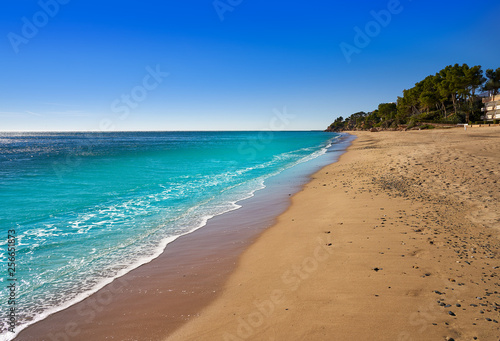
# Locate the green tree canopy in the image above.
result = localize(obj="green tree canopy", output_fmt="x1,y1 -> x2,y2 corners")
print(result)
484,67 -> 500,97
326,63 -> 497,131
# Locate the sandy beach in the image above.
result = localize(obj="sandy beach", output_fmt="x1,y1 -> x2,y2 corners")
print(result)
167,127 -> 500,341
14,127 -> 500,341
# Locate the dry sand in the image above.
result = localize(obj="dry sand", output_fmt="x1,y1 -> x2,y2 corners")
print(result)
167,127 -> 500,341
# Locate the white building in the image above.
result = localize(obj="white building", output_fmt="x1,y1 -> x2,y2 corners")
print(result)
481,94 -> 500,121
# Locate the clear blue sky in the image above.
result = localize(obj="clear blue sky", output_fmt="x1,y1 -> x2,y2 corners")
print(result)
1,0 -> 499,131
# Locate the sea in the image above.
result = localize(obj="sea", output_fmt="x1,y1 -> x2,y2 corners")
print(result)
0,131 -> 346,339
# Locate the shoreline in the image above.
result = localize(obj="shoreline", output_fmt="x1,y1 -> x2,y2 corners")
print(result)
13,134 -> 352,340
167,127 -> 500,340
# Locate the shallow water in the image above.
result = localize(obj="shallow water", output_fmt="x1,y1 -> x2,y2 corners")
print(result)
0,131 -> 340,337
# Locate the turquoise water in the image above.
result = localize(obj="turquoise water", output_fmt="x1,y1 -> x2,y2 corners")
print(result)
0,131 -> 339,337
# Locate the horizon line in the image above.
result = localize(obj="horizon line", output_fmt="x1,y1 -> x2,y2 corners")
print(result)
0,129 -> 329,133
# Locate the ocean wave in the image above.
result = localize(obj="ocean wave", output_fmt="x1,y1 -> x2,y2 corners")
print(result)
0,132 -> 342,339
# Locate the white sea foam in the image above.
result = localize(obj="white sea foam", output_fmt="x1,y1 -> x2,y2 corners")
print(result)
4,178 -> 268,341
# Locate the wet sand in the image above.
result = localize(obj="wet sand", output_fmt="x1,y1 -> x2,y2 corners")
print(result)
167,127 -> 500,341
13,183 -> 287,341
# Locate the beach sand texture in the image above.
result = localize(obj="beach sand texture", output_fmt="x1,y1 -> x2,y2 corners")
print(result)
167,127 -> 500,341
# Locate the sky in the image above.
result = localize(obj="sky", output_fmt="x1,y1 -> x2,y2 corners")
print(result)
1,0 -> 500,131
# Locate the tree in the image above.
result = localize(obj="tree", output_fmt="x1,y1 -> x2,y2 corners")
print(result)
464,65 -> 485,97
418,75 -> 439,114
351,111 -> 368,129
364,111 -> 380,128
462,65 -> 485,122
419,91 -> 437,114
399,86 -> 421,117
434,73 -> 449,117
483,67 -> 500,98
377,103 -> 397,120
438,64 -> 465,116
327,116 -> 345,131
